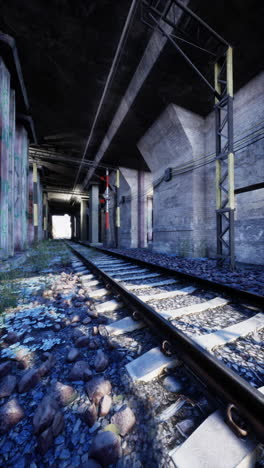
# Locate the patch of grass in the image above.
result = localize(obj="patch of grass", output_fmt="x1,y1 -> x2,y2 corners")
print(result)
0,273 -> 19,314
27,241 -> 53,272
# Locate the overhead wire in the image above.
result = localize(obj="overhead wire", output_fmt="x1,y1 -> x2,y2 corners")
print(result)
71,0 -> 139,195
119,122 -> 264,204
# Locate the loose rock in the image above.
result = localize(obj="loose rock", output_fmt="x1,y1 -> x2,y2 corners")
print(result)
69,360 -> 92,381
33,396 -> 58,434
67,348 -> 80,362
0,361 -> 12,378
163,375 -> 183,393
5,332 -> 20,344
0,399 -> 25,433
94,350 -> 109,372
52,411 -> 65,437
89,431 -> 121,466
79,402 -> 97,427
18,368 -> 40,393
76,335 -> 90,348
82,317 -> 92,325
54,382 -> 78,406
99,395 -> 112,417
86,377 -> 112,405
38,426 -> 54,455
111,405 -> 136,436
0,374 -> 17,398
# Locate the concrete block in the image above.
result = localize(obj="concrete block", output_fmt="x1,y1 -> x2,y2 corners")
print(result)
126,347 -> 181,382
170,410 -> 257,468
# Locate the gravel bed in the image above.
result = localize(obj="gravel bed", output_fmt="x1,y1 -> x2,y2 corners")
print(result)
147,290 -> 211,311
213,328 -> 264,388
105,248 -> 264,295
127,283 -> 186,296
170,304 -> 254,337
0,241 -> 216,468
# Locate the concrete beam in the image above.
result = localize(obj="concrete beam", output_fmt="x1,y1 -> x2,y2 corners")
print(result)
81,4 -> 187,189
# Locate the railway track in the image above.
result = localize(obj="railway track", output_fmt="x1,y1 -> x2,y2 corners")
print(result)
66,240 -> 264,466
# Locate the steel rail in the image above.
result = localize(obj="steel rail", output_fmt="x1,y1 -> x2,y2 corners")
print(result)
67,241 -> 264,442
75,241 -> 263,306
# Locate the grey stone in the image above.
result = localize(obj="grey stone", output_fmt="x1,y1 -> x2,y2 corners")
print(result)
94,350 -> 109,372
163,375 -> 183,393
54,382 -> 78,406
0,399 -> 25,434
89,431 -> 121,466
76,335 -> 90,348
111,405 -> 136,436
67,348 -> 80,362
0,361 -> 12,378
99,395 -> 112,417
69,361 -> 92,381
86,377 -> 112,405
0,374 -> 16,398
33,395 -> 58,435
79,402 -> 97,427
18,368 -> 40,393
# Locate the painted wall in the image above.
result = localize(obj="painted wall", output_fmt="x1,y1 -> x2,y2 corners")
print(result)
0,56 -> 30,257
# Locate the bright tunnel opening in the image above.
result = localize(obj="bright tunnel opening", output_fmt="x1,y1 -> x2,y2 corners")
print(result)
52,214 -> 71,239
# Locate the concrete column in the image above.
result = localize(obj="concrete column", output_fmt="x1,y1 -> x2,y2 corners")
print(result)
33,161 -> 38,242
80,198 -> 88,241
76,212 -> 80,239
37,178 -> 43,240
21,127 -> 28,249
70,214 -> 75,239
89,184 -> 99,244
43,192 -> 48,239
0,58 -> 10,259
8,90 -> 15,256
14,125 -> 28,251
138,170 -> 145,248
28,168 -> 34,244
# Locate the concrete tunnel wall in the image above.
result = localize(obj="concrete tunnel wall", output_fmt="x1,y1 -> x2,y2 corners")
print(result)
0,55 -> 44,259
107,168 -> 152,249
136,72 -> 264,264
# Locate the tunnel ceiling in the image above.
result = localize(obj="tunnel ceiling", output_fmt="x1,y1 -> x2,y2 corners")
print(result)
0,0 -> 263,190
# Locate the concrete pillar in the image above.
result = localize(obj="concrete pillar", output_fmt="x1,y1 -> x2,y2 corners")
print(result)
70,214 -> 75,239
37,178 -> 43,240
8,90 -> 15,256
21,127 -> 28,249
138,170 -> 145,248
28,168 -> 34,244
76,212 -> 80,239
33,161 -> 38,242
43,192 -> 48,239
89,184 -> 99,244
14,124 -> 28,251
80,198 -> 88,241
0,58 -> 10,259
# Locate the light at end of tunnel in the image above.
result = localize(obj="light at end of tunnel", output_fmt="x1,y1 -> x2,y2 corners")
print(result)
52,214 -> 71,239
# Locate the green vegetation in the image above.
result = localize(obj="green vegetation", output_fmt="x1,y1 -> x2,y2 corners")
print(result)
0,273 -> 19,314
0,240 -> 71,315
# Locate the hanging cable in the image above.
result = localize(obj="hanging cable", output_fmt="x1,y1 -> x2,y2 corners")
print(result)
71,0 -> 139,195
